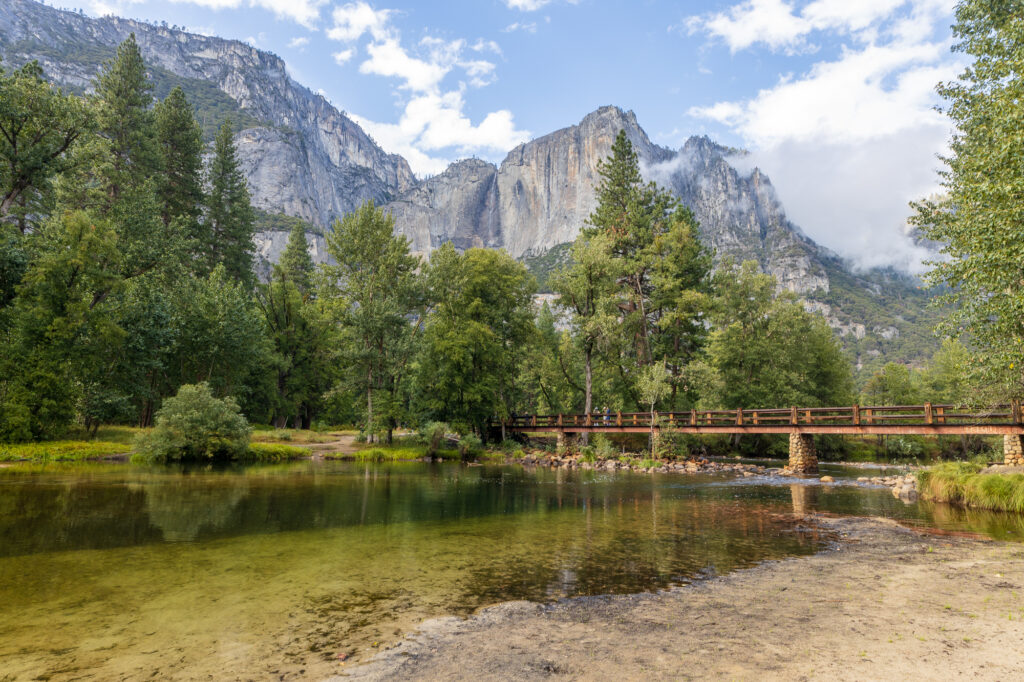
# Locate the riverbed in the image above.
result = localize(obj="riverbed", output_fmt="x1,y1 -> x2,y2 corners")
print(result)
1,460 -> 1022,680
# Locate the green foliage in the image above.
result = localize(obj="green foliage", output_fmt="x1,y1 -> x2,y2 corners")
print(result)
418,421 -> 451,456
0,439 -> 132,462
416,245 -> 537,434
863,362 -> 922,405
911,1 -> 1024,401
457,433 -> 483,458
206,119 -> 256,287
591,433 -> 617,459
323,201 -> 421,442
278,220 -> 315,294
521,242 -> 573,292
0,59 -> 93,232
918,462 -> 1024,513
133,382 -> 251,462
154,86 -> 203,240
698,259 -> 854,409
244,442 -> 309,461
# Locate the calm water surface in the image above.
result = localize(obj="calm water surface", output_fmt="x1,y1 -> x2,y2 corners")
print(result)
0,460 -> 1020,680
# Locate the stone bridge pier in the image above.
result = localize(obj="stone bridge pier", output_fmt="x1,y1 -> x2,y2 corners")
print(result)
788,433 -> 819,474
1005,435 -> 1024,466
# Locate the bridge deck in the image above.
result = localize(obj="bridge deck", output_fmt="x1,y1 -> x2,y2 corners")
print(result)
492,403 -> 1024,436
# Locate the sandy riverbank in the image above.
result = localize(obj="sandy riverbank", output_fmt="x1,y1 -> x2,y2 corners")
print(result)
339,516 -> 1024,681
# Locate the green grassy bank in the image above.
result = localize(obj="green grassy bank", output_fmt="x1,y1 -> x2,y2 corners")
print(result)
918,462 -> 1024,513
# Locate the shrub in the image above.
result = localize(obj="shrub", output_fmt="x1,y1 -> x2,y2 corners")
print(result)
134,383 -> 251,463
579,445 -> 596,462
458,433 -> 483,458
419,421 -> 451,455
591,434 -> 617,460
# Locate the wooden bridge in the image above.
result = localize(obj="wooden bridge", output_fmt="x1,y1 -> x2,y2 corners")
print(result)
490,403 -> 1024,473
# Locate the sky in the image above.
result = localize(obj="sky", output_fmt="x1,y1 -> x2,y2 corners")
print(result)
55,0 -> 963,271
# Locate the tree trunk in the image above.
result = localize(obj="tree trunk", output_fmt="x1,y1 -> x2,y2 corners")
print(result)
583,346 -> 593,446
366,367 -> 374,444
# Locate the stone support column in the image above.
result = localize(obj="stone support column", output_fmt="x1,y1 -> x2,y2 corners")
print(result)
788,432 -> 818,473
1004,435 -> 1024,466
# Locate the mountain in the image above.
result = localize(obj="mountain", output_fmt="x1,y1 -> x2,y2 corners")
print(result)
384,106 -> 828,294
0,0 -> 939,372
0,0 -> 415,231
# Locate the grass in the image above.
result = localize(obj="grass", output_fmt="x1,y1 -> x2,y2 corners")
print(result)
243,442 -> 311,462
353,443 -> 459,461
0,440 -> 133,462
250,429 -> 339,444
918,462 -> 1024,513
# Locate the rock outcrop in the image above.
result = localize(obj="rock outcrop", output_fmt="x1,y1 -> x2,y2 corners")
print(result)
0,0 -> 415,230
384,106 -> 829,293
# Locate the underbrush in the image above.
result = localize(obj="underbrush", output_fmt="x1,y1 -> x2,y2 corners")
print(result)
918,462 -> 1024,513
0,440 -> 132,462
354,444 -> 459,461
250,429 -> 338,444
244,442 -> 311,461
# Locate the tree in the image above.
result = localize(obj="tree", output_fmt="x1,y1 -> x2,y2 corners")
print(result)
0,60 -> 92,232
863,363 -> 922,406
416,245 -> 537,437
550,231 -> 616,424
278,220 -> 314,295
205,119 -> 255,286
154,87 -> 204,242
700,260 -> 854,410
256,266 -> 333,427
637,361 -> 671,456
94,33 -> 160,201
323,201 -> 421,442
911,1 -> 1024,401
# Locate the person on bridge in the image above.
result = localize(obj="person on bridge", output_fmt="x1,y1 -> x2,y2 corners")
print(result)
603,406 -> 610,426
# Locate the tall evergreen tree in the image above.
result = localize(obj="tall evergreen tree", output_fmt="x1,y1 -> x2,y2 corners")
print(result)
205,119 -> 255,286
154,87 -> 204,239
94,33 -> 160,200
278,220 -> 314,295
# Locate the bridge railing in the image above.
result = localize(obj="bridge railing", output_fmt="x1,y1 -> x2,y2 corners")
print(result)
495,402 -> 1021,430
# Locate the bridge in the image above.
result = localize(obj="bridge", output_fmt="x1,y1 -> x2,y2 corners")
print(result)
490,402 -> 1024,473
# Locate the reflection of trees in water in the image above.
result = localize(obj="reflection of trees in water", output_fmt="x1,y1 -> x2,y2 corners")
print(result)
142,478 -> 250,542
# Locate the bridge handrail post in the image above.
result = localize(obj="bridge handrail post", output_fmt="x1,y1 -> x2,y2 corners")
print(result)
690,410 -> 696,426
924,402 -> 933,425
852,404 -> 860,426
617,411 -> 622,426
790,406 -> 797,425
736,408 -> 743,426
752,411 -> 759,426
1013,400 -> 1022,424
558,413 -> 563,426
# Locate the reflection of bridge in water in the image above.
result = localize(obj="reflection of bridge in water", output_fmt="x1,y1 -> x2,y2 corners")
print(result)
492,402 -> 1024,473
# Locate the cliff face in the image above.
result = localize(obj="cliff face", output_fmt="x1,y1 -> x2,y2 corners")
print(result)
384,106 -> 828,293
0,0 -> 415,231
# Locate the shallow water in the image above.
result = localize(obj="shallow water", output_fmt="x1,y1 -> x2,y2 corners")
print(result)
0,460 -> 1020,680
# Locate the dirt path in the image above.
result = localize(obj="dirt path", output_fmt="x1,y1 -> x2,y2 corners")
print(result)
339,516 -> 1024,681
308,434 -> 360,457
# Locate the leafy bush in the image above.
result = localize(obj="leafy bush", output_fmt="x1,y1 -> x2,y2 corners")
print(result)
591,434 -> 617,459
354,432 -> 367,444
419,422 -> 451,455
886,436 -> 925,461
457,433 -> 483,458
579,446 -> 597,462
133,383 -> 251,463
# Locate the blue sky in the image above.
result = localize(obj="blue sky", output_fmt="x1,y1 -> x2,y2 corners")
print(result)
63,0 -> 962,270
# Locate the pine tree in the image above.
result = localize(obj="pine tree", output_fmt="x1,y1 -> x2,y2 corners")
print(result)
155,87 -> 204,239
205,119 -> 255,286
95,33 -> 160,201
279,220 -> 314,294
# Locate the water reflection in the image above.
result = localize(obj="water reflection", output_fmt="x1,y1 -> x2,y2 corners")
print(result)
0,461 -> 1020,680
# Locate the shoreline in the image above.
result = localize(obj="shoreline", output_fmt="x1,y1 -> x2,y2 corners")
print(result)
339,515 -> 1024,681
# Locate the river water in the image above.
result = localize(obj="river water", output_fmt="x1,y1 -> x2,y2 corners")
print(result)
1,460 -> 1021,679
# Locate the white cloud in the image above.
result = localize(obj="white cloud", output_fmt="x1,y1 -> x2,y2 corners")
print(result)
504,0 -> 549,10
502,21 -> 538,33
686,0 -> 961,271
288,36 -> 310,48
333,48 -> 356,64
472,39 -> 503,56
360,38 -> 453,92
327,2 -> 393,41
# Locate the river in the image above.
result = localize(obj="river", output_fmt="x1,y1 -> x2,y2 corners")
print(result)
1,460 -> 1021,680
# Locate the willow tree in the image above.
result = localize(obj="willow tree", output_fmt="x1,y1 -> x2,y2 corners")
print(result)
912,1 -> 1024,400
